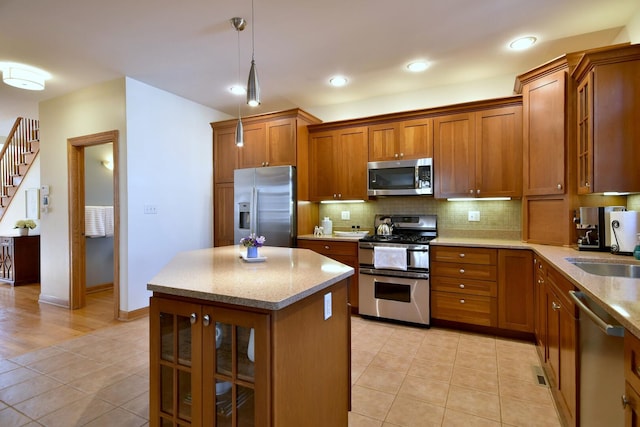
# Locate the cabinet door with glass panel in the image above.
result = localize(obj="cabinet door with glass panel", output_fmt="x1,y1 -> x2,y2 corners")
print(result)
202,306 -> 270,427
150,297 -> 204,426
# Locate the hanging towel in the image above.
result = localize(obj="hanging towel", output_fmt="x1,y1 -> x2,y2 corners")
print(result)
374,246 -> 408,271
85,206 -> 106,237
104,206 -> 114,237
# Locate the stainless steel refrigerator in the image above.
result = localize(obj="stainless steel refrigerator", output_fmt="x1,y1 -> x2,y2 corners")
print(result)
234,166 -> 296,247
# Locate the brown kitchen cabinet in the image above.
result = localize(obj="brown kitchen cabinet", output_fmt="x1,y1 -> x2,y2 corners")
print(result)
516,54 -> 580,247
0,235 -> 40,286
368,118 -> 433,162
213,183 -> 235,247
572,44 -> 640,194
433,104 -> 522,199
308,126 -> 368,201
150,296 -> 270,426
150,278 -> 350,427
497,249 -> 533,333
430,246 -> 498,327
533,255 -> 548,362
297,239 -> 359,313
533,259 -> 577,427
624,332 -> 640,426
213,126 -> 239,184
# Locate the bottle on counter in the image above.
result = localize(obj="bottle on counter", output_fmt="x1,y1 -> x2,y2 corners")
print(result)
321,217 -> 333,235
634,233 -> 640,260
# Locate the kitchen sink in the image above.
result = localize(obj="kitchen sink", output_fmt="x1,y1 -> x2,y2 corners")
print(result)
570,260 -> 640,279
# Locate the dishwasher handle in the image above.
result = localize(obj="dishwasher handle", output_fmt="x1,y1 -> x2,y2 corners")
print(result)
569,290 -> 625,337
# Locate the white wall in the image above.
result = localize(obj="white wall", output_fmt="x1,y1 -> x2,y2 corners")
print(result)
306,73 -> 516,122
626,7 -> 640,42
123,77 -> 225,311
39,78 -> 127,306
0,156 -> 41,235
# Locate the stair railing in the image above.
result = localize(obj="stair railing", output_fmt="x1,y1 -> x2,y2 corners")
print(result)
0,117 -> 39,200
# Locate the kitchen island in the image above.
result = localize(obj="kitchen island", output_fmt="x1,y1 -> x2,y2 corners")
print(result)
147,245 -> 353,427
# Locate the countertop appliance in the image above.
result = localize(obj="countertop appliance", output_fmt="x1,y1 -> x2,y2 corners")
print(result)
367,158 -> 432,196
234,166 -> 296,247
358,214 -> 437,326
569,290 -> 624,427
610,210 -> 640,255
575,206 -> 625,251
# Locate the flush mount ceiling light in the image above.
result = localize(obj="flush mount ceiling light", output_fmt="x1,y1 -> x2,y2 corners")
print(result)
0,63 -> 50,91
329,76 -> 348,87
406,61 -> 429,72
509,36 -> 537,50
246,0 -> 260,107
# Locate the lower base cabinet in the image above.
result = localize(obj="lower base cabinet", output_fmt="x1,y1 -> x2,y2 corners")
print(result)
534,256 -> 577,427
297,239 -> 359,313
150,279 -> 350,426
624,332 -> 640,426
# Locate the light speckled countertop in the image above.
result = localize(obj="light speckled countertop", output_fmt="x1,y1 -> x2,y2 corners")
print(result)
297,234 -> 364,242
432,237 -> 640,337
147,245 -> 354,310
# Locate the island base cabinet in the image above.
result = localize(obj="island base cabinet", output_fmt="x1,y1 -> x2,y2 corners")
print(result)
150,279 -> 350,427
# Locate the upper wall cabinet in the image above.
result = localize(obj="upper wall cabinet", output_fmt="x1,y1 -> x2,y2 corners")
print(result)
368,118 -> 433,162
573,44 -> 640,194
433,103 -> 522,199
308,126 -> 368,201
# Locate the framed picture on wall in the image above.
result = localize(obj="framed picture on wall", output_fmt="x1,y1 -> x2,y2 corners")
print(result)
25,188 -> 40,219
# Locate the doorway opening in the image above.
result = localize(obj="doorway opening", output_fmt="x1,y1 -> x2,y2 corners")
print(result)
68,130 -> 120,319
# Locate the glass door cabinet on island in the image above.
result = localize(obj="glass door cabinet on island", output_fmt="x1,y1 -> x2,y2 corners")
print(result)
150,296 -> 270,426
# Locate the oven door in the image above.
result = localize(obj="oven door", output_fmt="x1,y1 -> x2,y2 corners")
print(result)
358,268 -> 430,326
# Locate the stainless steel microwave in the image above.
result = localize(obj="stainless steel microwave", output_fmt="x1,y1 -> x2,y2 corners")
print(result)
367,158 -> 433,196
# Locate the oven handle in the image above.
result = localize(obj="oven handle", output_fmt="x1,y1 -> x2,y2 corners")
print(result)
360,267 -> 429,280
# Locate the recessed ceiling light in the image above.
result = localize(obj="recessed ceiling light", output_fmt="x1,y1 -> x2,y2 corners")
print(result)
229,85 -> 246,95
329,76 -> 348,87
509,36 -> 537,51
406,61 -> 429,72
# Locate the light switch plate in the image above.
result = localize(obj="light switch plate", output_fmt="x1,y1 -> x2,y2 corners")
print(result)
468,210 -> 480,222
324,292 -> 332,320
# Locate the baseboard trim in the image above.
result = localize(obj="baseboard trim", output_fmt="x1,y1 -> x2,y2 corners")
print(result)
118,306 -> 149,321
86,283 -> 113,294
38,294 -> 69,308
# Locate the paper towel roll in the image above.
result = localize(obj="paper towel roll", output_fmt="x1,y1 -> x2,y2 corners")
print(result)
610,211 -> 640,253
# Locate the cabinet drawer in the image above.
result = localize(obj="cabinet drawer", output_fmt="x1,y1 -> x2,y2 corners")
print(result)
430,261 -> 497,281
431,246 -> 497,265
546,266 -> 576,312
297,240 -> 357,257
625,333 -> 640,394
431,291 -> 497,327
431,276 -> 497,297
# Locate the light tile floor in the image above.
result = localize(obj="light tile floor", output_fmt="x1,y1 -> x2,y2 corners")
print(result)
0,315 -> 561,426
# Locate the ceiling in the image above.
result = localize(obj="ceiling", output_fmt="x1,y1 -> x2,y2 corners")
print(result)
1,0 -> 639,129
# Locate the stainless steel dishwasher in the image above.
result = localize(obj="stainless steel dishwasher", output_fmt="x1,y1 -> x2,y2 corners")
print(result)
569,290 -> 625,427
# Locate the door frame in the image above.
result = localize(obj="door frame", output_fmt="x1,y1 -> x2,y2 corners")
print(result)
68,130 -> 120,317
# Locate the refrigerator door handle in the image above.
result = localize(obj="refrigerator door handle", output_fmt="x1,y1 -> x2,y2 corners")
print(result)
251,187 -> 258,234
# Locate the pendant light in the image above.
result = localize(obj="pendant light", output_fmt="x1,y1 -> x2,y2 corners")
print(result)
230,17 -> 247,147
247,0 -> 260,107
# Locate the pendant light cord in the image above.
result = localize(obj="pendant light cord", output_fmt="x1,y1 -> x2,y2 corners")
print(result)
237,28 -> 242,120
251,0 -> 255,61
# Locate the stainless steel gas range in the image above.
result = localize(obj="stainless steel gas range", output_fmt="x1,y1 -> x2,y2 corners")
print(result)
358,214 -> 436,327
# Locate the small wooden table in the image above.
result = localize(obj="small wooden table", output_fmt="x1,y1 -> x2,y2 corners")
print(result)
0,235 -> 40,286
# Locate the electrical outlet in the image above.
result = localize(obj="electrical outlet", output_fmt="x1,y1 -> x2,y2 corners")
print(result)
144,204 -> 158,214
468,210 -> 480,222
341,211 -> 350,220
324,292 -> 332,320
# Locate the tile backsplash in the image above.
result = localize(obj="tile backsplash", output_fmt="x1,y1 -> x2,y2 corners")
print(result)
319,197 -> 521,240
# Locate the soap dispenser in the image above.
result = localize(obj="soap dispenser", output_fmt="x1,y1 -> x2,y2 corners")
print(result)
321,217 -> 333,235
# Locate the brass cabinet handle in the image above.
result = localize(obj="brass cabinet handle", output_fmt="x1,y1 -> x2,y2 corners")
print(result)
557,183 -> 563,190
460,299 -> 465,304
190,313 -> 197,325
459,253 -> 465,258
203,314 -> 210,327
459,284 -> 465,289
324,245 -> 330,250
622,394 -> 630,409
459,269 -> 465,274
552,301 -> 561,311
